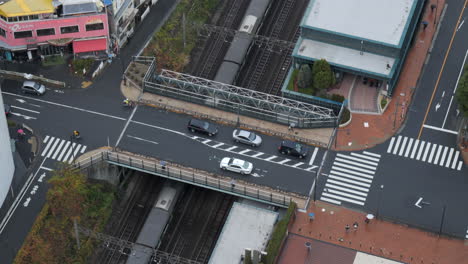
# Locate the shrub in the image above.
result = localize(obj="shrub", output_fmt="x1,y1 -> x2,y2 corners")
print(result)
340,107 -> 351,124
455,64 -> 468,117
72,58 -> 94,76
264,202 -> 297,264
381,98 -> 388,109
296,64 -> 313,89
330,94 -> 345,103
312,59 -> 335,91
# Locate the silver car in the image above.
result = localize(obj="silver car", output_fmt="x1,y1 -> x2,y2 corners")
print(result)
21,81 -> 46,95
232,129 -> 262,147
220,157 -> 253,175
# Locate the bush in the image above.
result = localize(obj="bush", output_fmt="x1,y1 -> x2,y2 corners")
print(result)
72,58 -> 94,76
340,108 -> 351,124
455,64 -> 468,117
312,59 -> 335,91
330,94 -> 345,103
380,98 -> 388,109
264,202 -> 297,264
297,64 -> 312,89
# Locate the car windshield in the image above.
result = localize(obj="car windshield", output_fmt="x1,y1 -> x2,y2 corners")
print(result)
33,83 -> 41,89
295,144 -> 302,152
248,133 -> 256,141
242,161 -> 250,169
203,122 -> 209,129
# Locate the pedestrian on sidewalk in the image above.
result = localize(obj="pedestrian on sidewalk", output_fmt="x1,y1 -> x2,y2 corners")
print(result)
430,4 -> 436,12
353,222 -> 359,230
345,224 -> 350,233
365,214 -> 374,224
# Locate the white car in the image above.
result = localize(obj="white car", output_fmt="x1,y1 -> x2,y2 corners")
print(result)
232,129 -> 262,147
220,157 -> 253,175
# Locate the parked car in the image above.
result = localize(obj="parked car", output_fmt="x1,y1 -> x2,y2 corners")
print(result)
220,157 -> 253,175
21,81 -> 46,95
278,140 -> 308,159
4,104 -> 11,116
232,129 -> 262,147
187,118 -> 218,136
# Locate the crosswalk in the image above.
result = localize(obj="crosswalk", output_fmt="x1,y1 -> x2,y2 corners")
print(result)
386,136 -> 463,170
191,136 -> 320,172
320,151 -> 381,206
466,227 -> 468,239
41,135 -> 87,163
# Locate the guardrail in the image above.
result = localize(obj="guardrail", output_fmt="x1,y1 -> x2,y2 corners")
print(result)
139,98 -> 327,148
74,151 -> 299,208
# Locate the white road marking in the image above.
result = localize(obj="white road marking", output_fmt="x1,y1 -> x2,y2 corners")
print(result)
238,149 -> 251,154
40,137 -> 55,157
439,146 -> 448,166
328,175 -> 371,187
445,148 -> 454,168
277,159 -> 291,165
40,167 -> 53,171
80,146 -> 87,153
309,147 -> 319,165
410,140 -> 419,159
416,141 -> 425,160
62,143 -> 76,163
335,158 -> 376,171
10,112 -> 37,120
337,153 -> 378,166
427,144 -> 437,163
393,136 -> 402,155
325,188 -> 366,201
69,144 -> 82,163
398,137 -> 408,156
443,49 -> 468,128
331,166 -> 374,180
305,166 -> 318,171
433,145 -> 443,164
327,179 -> 369,192
363,151 -> 381,158
404,138 -> 414,157
322,192 -> 364,206
212,143 -> 224,148
320,197 -> 341,205
11,105 -> 40,114
292,162 -> 304,167
251,152 -> 264,157
43,135 -> 50,144
457,18 -> 465,31
333,162 -> 375,175
326,183 -> 367,197
387,137 -> 395,153
225,146 -> 237,151
452,151 -> 460,169
457,161 -> 463,171
127,135 -> 159,145
265,156 -> 277,161
423,124 -> 458,135
51,139 -> 65,160
57,141 -> 70,161
202,139 -> 211,144
350,152 -> 380,162
422,142 -> 431,162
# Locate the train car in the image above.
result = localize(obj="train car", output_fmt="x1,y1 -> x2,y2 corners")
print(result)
125,183 -> 182,264
214,0 -> 272,85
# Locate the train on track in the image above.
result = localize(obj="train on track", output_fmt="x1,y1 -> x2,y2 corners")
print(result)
214,0 -> 272,85
125,182 -> 183,264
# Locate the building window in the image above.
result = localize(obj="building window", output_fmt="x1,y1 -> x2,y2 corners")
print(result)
14,30 -> 33,39
60,25 -> 79,34
37,28 -> 55,36
85,23 -> 104,31
0,16 -> 6,21
0,28 -> 5,37
8,17 -> 18,22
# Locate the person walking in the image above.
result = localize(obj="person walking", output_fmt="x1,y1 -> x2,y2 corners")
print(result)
353,222 -> 359,230
345,224 -> 350,233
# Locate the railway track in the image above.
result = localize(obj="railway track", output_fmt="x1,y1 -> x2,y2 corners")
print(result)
193,0 -> 249,79
95,173 -> 161,264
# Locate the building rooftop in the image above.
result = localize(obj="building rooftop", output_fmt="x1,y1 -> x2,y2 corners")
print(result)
208,202 -> 278,264
0,0 -> 54,17
296,38 -> 396,78
303,0 -> 416,46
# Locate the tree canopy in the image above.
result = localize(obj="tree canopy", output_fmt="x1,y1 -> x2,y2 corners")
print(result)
456,65 -> 468,117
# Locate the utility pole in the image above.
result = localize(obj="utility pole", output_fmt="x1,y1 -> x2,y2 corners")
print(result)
182,13 -> 186,49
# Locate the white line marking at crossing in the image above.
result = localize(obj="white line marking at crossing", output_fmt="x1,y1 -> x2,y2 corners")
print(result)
309,147 -> 319,165
44,135 -> 50,143
212,143 -> 224,148
251,152 -> 264,157
326,184 -> 367,197
80,146 -> 87,153
363,151 -> 381,158
387,137 -> 395,153
62,143 -> 76,163
452,151 -> 460,169
404,138 -> 414,157
398,137 -> 408,156
51,139 -> 65,160
331,166 -> 374,180
350,153 -> 379,162
320,197 -> 341,205
422,142 -> 431,162
327,179 -> 369,192
41,137 -> 55,156
439,146 -> 448,166
410,140 -> 419,159
457,161 -> 463,171
393,136 -> 402,155
333,162 -> 375,175
433,145 -> 443,164
225,146 -> 237,151
428,144 -> 437,163
57,141 -> 70,161
445,148 -> 454,168
46,138 -> 60,158
265,156 -> 277,161
322,192 -> 365,205
335,158 -> 376,171
337,153 -> 378,166
328,174 -> 371,187
238,149 -> 251,154
416,141 -> 425,160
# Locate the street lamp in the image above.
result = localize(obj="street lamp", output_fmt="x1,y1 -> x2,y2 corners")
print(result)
376,184 -> 384,218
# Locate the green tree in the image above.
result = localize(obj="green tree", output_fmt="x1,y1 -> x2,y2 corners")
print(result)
456,65 -> 468,117
312,59 -> 336,91
296,64 -> 312,89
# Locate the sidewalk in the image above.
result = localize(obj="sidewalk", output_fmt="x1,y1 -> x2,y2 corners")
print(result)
334,0 -> 444,151
280,201 -> 468,264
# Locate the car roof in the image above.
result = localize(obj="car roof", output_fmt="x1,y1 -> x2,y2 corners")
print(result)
282,140 -> 301,147
237,130 -> 252,137
231,158 -> 247,166
23,80 -> 38,87
190,119 -> 207,125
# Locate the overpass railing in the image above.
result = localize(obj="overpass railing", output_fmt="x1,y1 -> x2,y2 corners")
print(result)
74,151 -> 300,208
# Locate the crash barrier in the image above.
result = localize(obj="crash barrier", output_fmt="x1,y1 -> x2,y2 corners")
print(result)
74,151 -> 307,208
0,69 -> 66,88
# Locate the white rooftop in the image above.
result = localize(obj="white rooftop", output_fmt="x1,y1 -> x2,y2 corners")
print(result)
208,202 -> 278,264
304,0 -> 415,46
297,38 -> 396,77
354,252 -> 404,264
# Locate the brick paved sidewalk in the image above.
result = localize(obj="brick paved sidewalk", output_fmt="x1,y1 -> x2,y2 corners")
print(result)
284,201 -> 468,264
334,0 -> 444,152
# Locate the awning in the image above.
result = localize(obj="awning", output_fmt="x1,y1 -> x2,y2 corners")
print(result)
73,38 -> 107,53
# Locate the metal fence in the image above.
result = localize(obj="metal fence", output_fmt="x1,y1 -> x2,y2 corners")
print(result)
74,151 -> 298,208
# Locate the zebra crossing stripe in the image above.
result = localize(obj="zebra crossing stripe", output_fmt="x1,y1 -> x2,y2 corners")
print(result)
363,151 -> 381,158
421,142 -> 431,162
328,174 -> 371,187
322,192 -> 365,206
428,144 -> 437,163
333,162 -> 375,175
398,137 -> 408,156
57,141 -> 71,161
337,153 -> 378,166
80,146 -> 87,153
330,169 -> 373,182
327,179 -> 369,192
335,158 -> 376,171
387,137 -> 395,153
41,137 -> 56,156
445,148 -> 454,168
393,136 -> 402,155
69,145 -> 82,163
62,143 -> 76,163
44,135 -> 50,143
416,141 -> 425,160
433,145 -> 443,164
325,183 -> 368,197
212,143 -> 224,148
326,188 -> 366,201
404,138 -> 414,157
439,146 -> 448,166
452,151 -> 460,169
51,139 -> 65,160
320,197 -> 341,205
350,153 -> 380,162
457,161 -> 463,171
46,139 -> 61,158
410,140 -> 419,159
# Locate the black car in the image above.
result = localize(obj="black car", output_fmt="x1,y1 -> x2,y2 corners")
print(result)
278,140 -> 308,159
187,119 -> 218,136
4,104 -> 11,116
